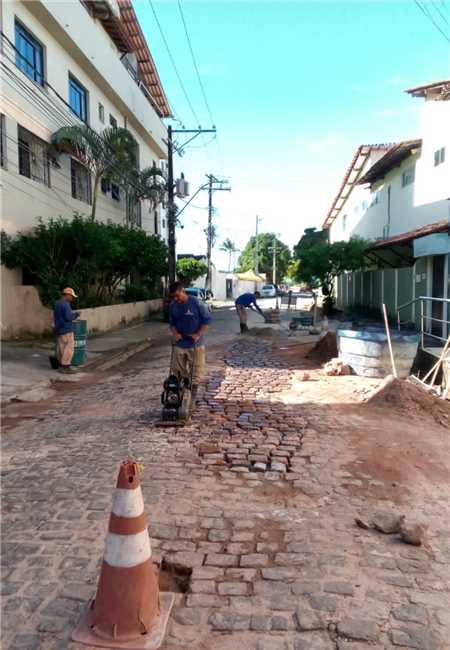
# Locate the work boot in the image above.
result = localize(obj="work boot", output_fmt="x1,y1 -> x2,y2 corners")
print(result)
58,366 -> 77,374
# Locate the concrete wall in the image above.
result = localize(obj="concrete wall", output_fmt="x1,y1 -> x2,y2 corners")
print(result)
1,270 -> 162,339
0,0 -> 167,238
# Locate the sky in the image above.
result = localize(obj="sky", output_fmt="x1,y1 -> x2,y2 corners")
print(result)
134,0 -> 450,271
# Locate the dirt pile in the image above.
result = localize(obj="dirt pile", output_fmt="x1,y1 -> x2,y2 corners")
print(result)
307,331 -> 338,362
366,375 -> 450,427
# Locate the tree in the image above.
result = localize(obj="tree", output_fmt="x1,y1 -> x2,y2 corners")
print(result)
237,233 -> 291,283
1,214 -> 168,307
293,237 -> 367,294
176,258 -> 208,286
51,125 -> 139,220
220,238 -> 238,271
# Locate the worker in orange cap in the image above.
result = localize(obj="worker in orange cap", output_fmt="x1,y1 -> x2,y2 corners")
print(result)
53,288 -> 80,373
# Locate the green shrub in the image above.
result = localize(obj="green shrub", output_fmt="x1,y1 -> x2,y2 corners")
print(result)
1,214 -> 168,308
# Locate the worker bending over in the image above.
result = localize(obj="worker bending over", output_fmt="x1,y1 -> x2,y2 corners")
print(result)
235,291 -> 264,333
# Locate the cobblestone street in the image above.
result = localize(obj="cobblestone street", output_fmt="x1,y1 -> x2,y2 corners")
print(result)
2,310 -> 450,650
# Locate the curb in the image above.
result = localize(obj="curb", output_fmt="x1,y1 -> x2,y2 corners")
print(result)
88,338 -> 152,372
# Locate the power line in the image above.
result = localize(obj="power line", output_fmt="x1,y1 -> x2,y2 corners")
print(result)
177,0 -> 215,127
413,0 -> 450,43
430,0 -> 449,23
146,0 -> 202,127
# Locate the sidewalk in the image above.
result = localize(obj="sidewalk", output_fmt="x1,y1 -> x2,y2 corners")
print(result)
1,316 -> 169,404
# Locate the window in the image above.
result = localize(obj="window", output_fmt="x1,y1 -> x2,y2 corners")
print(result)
71,159 -> 91,204
342,214 -> 347,231
101,177 -> 110,193
434,147 -> 445,166
98,103 -> 105,123
18,125 -> 50,186
162,218 -> 166,229
370,190 -> 380,206
15,21 -> 44,85
109,114 -> 118,129
111,183 -> 120,201
402,165 -> 415,187
154,211 -> 159,235
69,75 -> 88,122
0,114 -> 6,169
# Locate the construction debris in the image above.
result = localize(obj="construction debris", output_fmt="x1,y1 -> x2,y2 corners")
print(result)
323,357 -> 353,376
400,521 -> 426,546
366,375 -> 450,427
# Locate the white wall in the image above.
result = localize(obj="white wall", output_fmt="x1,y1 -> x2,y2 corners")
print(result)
0,0 -> 167,237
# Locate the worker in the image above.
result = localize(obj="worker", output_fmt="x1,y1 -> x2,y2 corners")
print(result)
53,287 -> 80,373
169,281 -> 212,398
235,291 -> 264,333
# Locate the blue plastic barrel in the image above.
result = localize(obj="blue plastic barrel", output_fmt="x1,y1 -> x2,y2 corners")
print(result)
71,319 -> 87,366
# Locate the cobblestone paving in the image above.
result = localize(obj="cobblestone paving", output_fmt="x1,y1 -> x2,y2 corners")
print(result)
2,331 -> 450,650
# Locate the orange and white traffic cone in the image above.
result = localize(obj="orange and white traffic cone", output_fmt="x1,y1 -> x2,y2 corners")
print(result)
72,460 -> 174,649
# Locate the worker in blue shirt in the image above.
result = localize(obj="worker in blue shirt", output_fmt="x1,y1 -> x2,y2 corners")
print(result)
53,288 -> 80,373
235,291 -> 264,333
169,282 -> 212,394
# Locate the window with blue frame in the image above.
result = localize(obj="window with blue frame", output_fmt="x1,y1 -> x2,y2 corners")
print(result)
15,21 -> 44,85
69,75 -> 88,122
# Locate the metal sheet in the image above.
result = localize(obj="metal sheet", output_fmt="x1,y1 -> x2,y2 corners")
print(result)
413,233 -> 450,258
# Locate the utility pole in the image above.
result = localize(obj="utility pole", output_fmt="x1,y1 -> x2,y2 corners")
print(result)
166,126 -> 216,286
272,236 -> 277,284
206,174 -> 213,294
255,215 -> 261,274
204,174 -> 230,294
167,125 -> 176,284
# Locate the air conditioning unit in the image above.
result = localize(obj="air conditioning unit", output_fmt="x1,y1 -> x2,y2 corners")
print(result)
176,178 -> 190,198
90,0 -> 120,19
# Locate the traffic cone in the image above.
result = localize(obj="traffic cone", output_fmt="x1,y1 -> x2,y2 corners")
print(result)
72,460 -> 174,649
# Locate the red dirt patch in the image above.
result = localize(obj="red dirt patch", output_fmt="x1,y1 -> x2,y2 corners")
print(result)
366,375 -> 450,428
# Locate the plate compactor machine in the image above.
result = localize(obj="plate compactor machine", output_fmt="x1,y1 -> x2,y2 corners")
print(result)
156,344 -> 197,427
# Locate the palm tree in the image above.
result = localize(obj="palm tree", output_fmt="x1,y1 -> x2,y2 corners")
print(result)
220,238 -> 238,271
51,125 -> 138,220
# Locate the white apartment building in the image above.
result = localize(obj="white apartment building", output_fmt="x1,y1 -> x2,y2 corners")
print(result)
322,80 -> 449,347
0,0 -> 170,241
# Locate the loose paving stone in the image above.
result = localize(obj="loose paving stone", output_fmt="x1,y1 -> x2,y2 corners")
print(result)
262,567 -> 298,580
337,618 -> 380,642
392,604 -> 428,625
271,614 -> 290,631
309,595 -> 338,614
294,607 -> 328,631
251,614 -> 272,631
323,581 -> 354,596
390,627 -> 439,649
240,553 -> 269,567
293,632 -> 336,650
208,610 -> 251,630
173,607 -> 201,625
205,553 -> 239,567
217,582 -> 249,596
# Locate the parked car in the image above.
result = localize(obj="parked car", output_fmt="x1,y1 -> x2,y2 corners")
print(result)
185,287 -> 206,300
185,287 -> 212,311
260,284 -> 277,298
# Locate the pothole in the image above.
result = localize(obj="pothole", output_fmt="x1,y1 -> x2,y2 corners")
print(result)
159,558 -> 192,593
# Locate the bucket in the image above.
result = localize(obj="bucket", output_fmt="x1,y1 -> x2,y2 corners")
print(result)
71,319 -> 87,366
